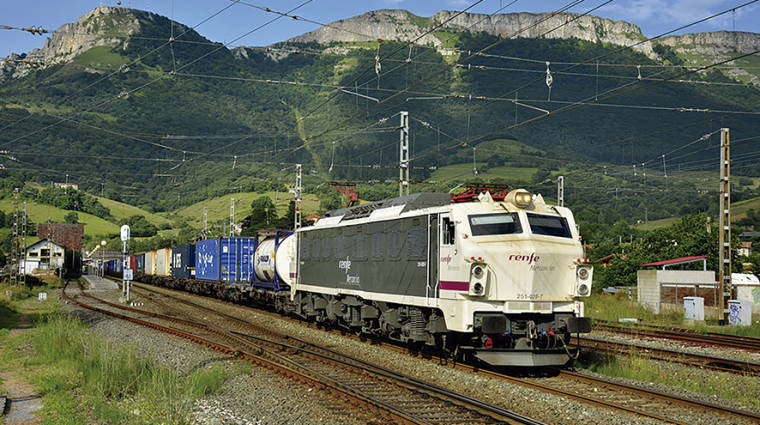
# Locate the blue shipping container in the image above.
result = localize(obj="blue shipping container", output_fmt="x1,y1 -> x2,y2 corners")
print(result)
196,239 -> 220,281
171,244 -> 196,279
220,237 -> 257,282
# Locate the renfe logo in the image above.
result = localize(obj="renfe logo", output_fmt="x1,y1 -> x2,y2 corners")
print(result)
508,253 -> 540,265
440,255 -> 452,264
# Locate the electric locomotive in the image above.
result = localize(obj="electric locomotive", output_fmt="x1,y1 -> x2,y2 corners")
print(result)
279,185 -> 592,366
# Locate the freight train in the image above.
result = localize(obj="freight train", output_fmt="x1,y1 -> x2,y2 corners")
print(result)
105,186 -> 593,366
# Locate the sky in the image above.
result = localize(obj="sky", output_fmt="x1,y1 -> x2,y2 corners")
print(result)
1,0 -> 759,58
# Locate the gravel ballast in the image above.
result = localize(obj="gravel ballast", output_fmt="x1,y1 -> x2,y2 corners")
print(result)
62,288 -> 377,425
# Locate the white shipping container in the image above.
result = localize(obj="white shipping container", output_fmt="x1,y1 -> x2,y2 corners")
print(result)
155,248 -> 170,276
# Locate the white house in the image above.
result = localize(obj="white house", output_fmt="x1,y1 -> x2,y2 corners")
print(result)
21,238 -> 65,275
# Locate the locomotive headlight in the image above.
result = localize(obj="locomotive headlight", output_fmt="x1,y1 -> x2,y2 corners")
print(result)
514,190 -> 532,208
577,267 -> 589,280
473,265 -> 484,279
577,283 -> 590,296
469,264 -> 488,296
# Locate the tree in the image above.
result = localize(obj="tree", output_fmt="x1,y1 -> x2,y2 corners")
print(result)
64,211 -> 79,224
248,196 -> 277,229
119,215 -> 158,237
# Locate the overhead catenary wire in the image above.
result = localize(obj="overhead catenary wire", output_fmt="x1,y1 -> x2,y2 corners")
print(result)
467,0 -> 760,117
0,1 -> 245,134
2,0 -> 314,152
279,0 -> 596,159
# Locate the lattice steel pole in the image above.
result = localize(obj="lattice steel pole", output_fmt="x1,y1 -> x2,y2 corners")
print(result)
294,164 -> 302,230
718,128 -> 732,325
229,198 -> 235,237
399,111 -> 409,197
557,175 -> 565,207
10,188 -> 19,287
21,201 -> 27,285
202,207 -> 208,239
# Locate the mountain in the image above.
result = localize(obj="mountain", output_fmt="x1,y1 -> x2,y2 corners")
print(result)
289,9 -> 655,56
1,6 -> 759,229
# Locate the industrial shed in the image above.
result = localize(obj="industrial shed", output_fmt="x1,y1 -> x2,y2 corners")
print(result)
637,256 -> 717,314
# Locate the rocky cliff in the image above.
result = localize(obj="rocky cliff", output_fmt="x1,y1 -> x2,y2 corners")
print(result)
288,9 -> 655,56
1,7 -> 188,79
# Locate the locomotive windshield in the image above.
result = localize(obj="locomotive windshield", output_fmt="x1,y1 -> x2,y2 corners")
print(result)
527,213 -> 572,238
468,213 -> 522,236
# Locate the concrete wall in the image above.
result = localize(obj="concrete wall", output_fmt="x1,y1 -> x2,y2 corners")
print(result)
637,270 -> 716,314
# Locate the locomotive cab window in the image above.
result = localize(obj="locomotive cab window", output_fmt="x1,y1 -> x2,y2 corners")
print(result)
442,217 -> 455,245
527,213 -> 572,238
468,213 -> 521,236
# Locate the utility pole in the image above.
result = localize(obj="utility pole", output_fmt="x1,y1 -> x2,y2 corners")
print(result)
718,128 -> 732,325
21,202 -> 27,286
120,225 -> 131,303
294,164 -> 302,230
10,188 -> 19,287
202,207 -> 208,240
557,175 -> 564,207
229,198 -> 235,237
472,147 -> 478,175
399,111 -> 409,197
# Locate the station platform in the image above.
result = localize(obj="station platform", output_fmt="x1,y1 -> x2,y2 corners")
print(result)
82,275 -> 120,291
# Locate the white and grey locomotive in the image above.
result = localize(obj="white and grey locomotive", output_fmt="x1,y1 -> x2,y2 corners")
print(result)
268,187 -> 593,366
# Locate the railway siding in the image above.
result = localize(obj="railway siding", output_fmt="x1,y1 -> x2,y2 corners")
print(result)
119,280 -> 755,425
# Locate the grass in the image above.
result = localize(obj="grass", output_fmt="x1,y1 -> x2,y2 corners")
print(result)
585,292 -> 684,324
586,292 -> 760,338
578,352 -> 760,408
165,190 -> 320,226
71,46 -> 129,67
0,286 -> 243,425
95,196 -> 171,227
0,199 -> 119,237
732,195 -> 760,220
430,163 -> 538,183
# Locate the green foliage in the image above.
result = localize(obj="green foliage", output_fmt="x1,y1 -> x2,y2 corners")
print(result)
246,196 -> 278,230
37,187 -> 112,220
579,353 -> 760,408
653,43 -> 685,66
63,211 -> 79,224
591,214 -> 742,288
120,215 -> 158,237
1,9 -> 759,229
26,313 -> 234,425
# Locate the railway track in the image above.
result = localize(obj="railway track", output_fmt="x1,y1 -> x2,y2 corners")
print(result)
64,280 -> 544,425
593,320 -> 760,352
576,336 -> 760,377
118,279 -> 760,425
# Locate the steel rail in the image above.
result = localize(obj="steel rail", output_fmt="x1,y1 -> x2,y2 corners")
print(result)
62,282 -> 430,425
70,280 -> 543,425
593,320 -> 760,352
576,337 -> 760,377
122,280 -> 760,424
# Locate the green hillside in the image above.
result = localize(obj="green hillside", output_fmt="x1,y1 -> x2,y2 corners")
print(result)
95,195 -> 171,226
0,7 -> 759,242
0,199 -> 119,237
166,191 -> 321,226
